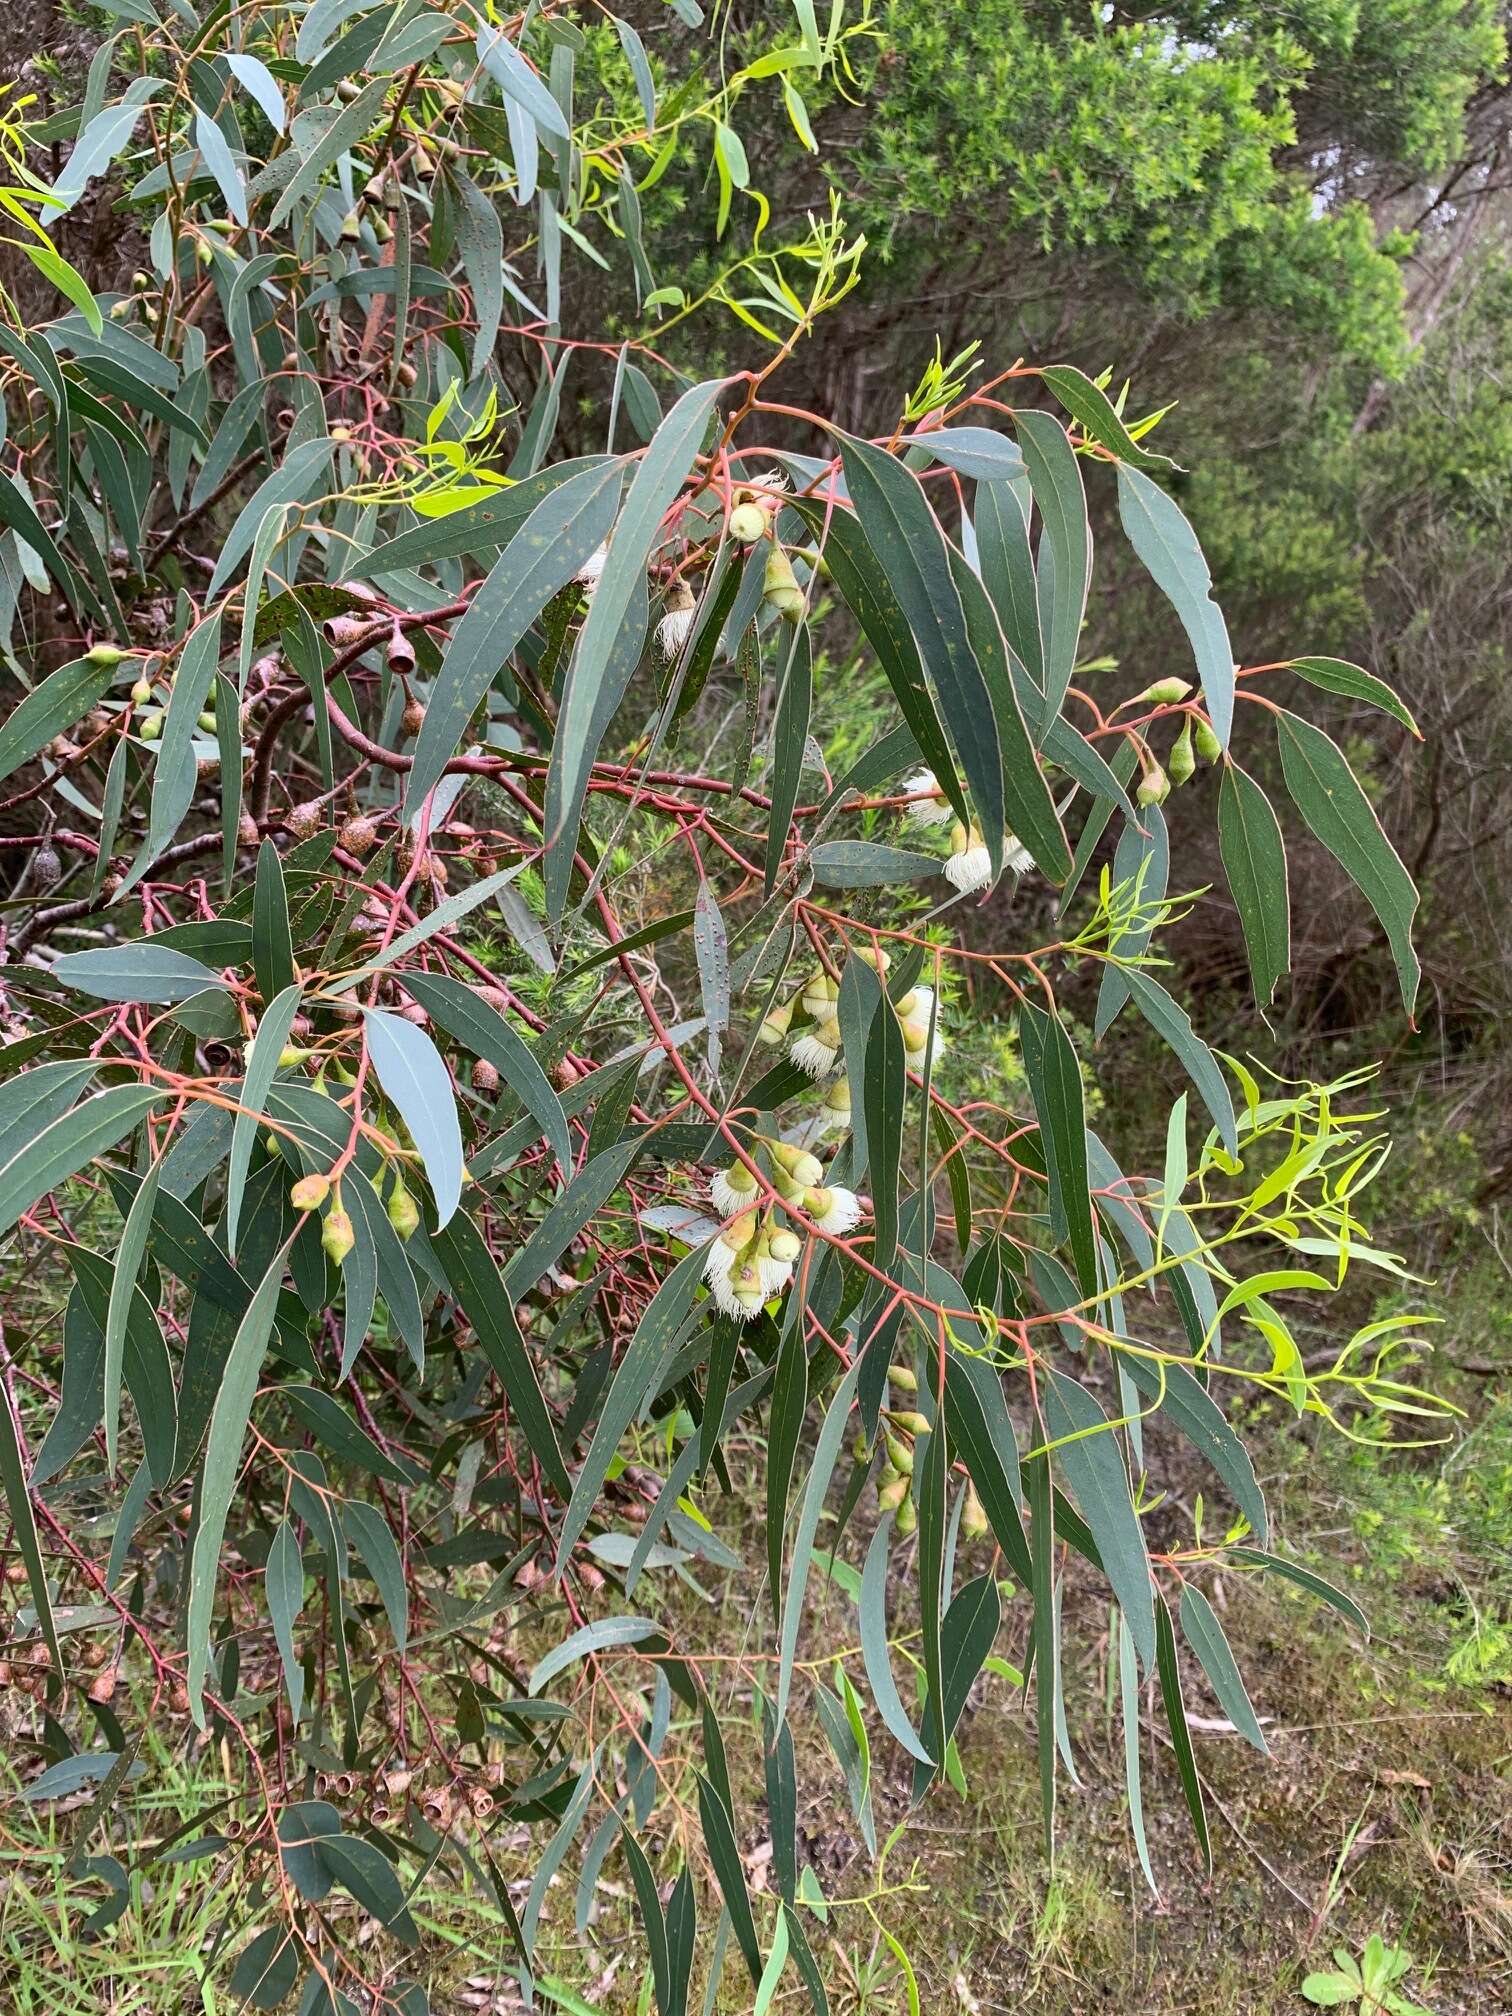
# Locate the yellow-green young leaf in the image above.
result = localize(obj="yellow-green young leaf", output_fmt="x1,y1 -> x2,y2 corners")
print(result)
18,242 -> 103,335
1275,710 -> 1420,1019
1036,363 -> 1175,470
752,1907 -> 789,2016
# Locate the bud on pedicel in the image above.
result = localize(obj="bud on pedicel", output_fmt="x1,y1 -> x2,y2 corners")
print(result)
728,499 -> 768,543
895,1493 -> 918,1536
1194,718 -> 1223,763
762,544 -> 805,623
86,642 -> 128,667
758,994 -> 795,1044
1135,677 -> 1192,707
1168,720 -> 1196,785
139,713 -> 163,741
291,1173 -> 330,1211
387,1180 -> 420,1240
322,1207 -> 356,1265
130,677 -> 154,705
1136,765 -> 1170,807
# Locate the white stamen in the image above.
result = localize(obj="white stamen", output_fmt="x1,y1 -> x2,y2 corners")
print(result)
944,843 -> 994,894
902,767 -> 952,827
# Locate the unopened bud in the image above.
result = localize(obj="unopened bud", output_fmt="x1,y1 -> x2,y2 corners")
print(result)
129,678 -> 154,705
1194,719 -> 1222,763
1167,721 -> 1196,785
338,813 -> 378,856
87,642 -> 127,667
322,1208 -> 356,1264
1135,677 -> 1193,707
1136,765 -> 1169,807
762,544 -> 805,624
290,1173 -> 330,1211
386,1180 -> 420,1240
729,500 -> 768,543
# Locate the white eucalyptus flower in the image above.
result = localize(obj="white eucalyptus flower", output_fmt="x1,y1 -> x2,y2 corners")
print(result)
805,1184 -> 863,1236
1004,834 -> 1033,876
702,1237 -> 737,1286
576,544 -> 608,594
713,1257 -> 767,1321
944,821 -> 994,894
902,768 -> 952,827
790,1016 -> 842,1078
655,583 -> 696,660
710,1163 -> 758,1218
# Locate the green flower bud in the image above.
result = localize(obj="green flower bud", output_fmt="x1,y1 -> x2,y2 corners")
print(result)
962,1486 -> 990,1541
877,1474 -> 909,1513
729,500 -> 768,543
198,710 -> 217,735
129,678 -> 154,705
1167,720 -> 1196,785
886,1362 -> 918,1393
1194,719 -> 1222,763
85,643 -> 128,668
139,713 -> 163,741
1136,764 -> 1169,807
290,1173 -> 331,1211
1135,677 -> 1193,706
894,1493 -> 917,1537
322,1207 -> 356,1265
886,1434 -> 915,1476
762,544 -> 805,623
386,1179 -> 420,1240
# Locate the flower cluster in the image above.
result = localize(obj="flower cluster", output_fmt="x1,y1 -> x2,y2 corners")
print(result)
901,769 -> 1034,895
702,1141 -> 863,1321
757,953 -> 947,1111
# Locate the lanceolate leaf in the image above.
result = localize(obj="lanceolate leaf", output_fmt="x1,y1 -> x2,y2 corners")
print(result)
1179,1584 -> 1269,1754
1275,710 -> 1420,1018
777,1356 -> 862,1725
52,945 -> 228,1004
1117,465 -> 1234,749
859,1514 -> 932,1763
1013,409 -> 1091,735
840,433 -> 1005,872
0,657 -> 115,784
361,1009 -> 464,1230
1155,1594 -> 1212,1873
406,459 -> 624,812
1218,764 -> 1290,1010
431,1212 -> 571,1501
1019,1002 -> 1098,1297
403,972 -> 571,1177
793,494 -> 968,831
1036,366 -> 1175,471
1042,1369 -> 1154,1671
186,1243 -> 289,1727
545,379 -> 726,921
0,1087 -> 163,1240
1286,656 -> 1420,736
1120,968 -> 1238,1158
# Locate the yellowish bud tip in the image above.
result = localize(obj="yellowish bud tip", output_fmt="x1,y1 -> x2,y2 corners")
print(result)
290,1173 -> 330,1211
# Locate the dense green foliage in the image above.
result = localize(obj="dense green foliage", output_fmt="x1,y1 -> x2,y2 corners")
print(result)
0,3 -> 1507,2012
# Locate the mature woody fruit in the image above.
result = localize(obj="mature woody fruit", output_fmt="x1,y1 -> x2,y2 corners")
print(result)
286,800 -> 322,839
339,813 -> 378,855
